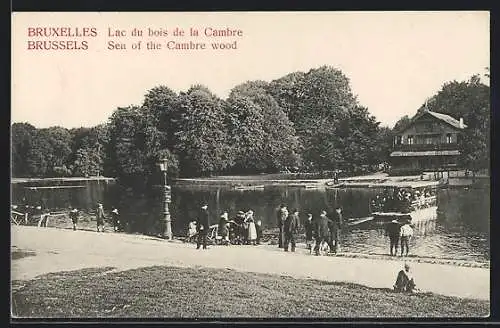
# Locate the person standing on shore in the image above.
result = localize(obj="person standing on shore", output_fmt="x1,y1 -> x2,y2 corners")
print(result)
400,220 -> 414,256
196,203 -> 210,250
385,220 -> 401,256
234,211 -> 246,245
69,208 -> 79,231
96,203 -> 106,232
314,210 -> 335,255
218,211 -> 230,245
304,213 -> 314,253
255,220 -> 263,245
284,208 -> 300,252
111,207 -> 120,232
332,206 -> 344,253
246,210 -> 258,246
276,204 -> 288,248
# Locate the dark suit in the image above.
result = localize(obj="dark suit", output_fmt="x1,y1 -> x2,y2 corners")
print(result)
331,211 -> 343,253
277,208 -> 287,248
284,212 -> 299,252
196,208 -> 209,249
314,215 -> 335,255
385,222 -> 401,255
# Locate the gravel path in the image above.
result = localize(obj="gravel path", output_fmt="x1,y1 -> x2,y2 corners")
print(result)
11,226 -> 489,301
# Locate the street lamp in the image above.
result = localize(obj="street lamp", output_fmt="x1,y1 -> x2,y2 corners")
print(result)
157,158 -> 172,240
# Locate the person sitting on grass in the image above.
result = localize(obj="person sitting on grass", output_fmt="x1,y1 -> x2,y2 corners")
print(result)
393,263 -> 418,293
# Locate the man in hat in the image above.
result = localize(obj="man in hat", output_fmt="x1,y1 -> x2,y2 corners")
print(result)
314,210 -> 335,255
284,208 -> 300,252
196,203 -> 210,250
96,203 -> 106,232
276,204 -> 288,248
304,213 -> 314,253
331,206 -> 344,253
69,208 -> 79,231
234,210 -> 246,245
385,219 -> 401,256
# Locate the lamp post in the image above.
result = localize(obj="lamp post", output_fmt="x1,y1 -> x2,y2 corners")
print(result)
158,158 -> 172,240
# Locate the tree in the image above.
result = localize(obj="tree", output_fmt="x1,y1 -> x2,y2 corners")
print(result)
107,106 -> 151,186
173,85 -> 232,176
227,81 -> 301,173
11,123 -> 37,177
142,85 -> 179,151
70,124 -> 109,177
393,115 -> 412,132
268,66 -> 363,171
418,75 -> 490,173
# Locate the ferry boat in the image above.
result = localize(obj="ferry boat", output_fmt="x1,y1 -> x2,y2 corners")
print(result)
370,184 -> 438,224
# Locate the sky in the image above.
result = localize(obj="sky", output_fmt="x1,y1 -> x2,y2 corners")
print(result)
11,11 -> 490,129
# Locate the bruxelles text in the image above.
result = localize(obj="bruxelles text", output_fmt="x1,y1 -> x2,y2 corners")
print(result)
26,27 -> 97,50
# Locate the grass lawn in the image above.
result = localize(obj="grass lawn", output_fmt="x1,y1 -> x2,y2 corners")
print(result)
12,265 -> 489,318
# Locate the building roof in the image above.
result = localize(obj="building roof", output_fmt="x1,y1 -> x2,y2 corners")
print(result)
425,111 -> 467,129
390,150 -> 460,157
394,109 -> 467,133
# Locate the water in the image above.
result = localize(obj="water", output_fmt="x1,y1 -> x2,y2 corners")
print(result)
11,181 -> 490,262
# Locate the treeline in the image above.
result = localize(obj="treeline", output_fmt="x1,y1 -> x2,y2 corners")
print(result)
11,66 -> 490,185
12,66 -> 390,184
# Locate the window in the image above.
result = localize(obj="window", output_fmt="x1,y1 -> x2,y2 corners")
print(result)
425,136 -> 433,145
446,133 -> 452,144
395,135 -> 402,145
407,135 -> 414,145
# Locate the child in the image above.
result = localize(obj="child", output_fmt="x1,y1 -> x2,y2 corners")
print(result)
219,211 -> 230,245
111,208 -> 120,232
187,221 -> 197,243
69,208 -> 79,231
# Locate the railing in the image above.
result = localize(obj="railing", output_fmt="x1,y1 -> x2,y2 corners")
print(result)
393,143 -> 459,152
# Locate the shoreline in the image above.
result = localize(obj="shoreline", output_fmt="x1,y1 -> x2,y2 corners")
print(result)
11,226 -> 490,300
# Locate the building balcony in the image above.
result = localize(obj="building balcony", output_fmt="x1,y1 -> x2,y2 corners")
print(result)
393,143 -> 459,152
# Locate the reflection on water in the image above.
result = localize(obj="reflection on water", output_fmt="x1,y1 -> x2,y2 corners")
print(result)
11,181 -> 490,262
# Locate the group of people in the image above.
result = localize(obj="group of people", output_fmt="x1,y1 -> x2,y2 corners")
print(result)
385,219 -> 414,256
371,187 -> 435,213
276,204 -> 344,256
68,202 -> 121,233
187,203 -> 264,250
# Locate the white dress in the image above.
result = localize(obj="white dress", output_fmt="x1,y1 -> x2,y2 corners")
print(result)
248,221 -> 257,240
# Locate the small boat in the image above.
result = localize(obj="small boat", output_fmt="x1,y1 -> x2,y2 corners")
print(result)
234,185 -> 265,191
325,183 -> 346,189
347,216 -> 374,226
304,184 -> 323,189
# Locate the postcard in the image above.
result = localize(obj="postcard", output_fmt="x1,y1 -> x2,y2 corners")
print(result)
11,11 -> 490,319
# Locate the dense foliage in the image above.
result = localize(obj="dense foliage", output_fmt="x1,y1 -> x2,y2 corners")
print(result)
13,65 -> 488,184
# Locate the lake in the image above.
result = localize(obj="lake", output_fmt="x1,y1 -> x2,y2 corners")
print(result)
11,180 -> 490,262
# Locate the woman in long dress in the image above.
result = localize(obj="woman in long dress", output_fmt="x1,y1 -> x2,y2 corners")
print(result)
246,210 -> 258,245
